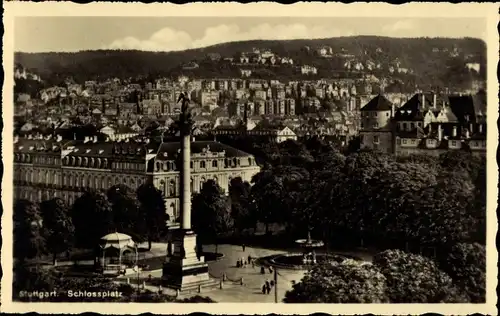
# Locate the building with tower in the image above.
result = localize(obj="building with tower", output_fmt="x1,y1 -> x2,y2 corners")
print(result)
359,95 -> 395,153
359,92 -> 487,157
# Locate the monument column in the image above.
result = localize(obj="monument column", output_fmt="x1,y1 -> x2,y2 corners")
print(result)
162,93 -> 212,291
180,132 -> 191,230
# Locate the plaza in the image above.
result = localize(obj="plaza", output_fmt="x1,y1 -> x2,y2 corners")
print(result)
112,241 -> 373,302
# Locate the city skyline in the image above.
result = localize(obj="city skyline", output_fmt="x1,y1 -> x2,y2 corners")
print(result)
15,17 -> 487,53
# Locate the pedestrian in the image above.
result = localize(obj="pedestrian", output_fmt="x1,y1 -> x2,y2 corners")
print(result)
260,266 -> 265,274
252,260 -> 255,268
242,244 -> 246,252
244,260 -> 248,267
248,255 -> 252,263
262,284 -> 266,294
269,266 -> 273,274
266,283 -> 271,294
236,260 -> 241,268
270,280 -> 275,287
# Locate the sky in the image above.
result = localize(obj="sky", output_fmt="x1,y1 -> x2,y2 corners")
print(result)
14,17 -> 487,53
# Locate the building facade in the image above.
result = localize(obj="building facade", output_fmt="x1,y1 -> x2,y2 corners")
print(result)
360,93 -> 487,157
14,137 -> 260,224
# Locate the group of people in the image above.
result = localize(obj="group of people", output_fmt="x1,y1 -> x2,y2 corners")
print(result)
260,265 -> 273,275
236,254 -> 254,268
238,244 -> 276,296
262,279 -> 275,295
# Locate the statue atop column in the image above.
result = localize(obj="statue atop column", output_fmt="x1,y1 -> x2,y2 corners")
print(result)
177,92 -> 194,137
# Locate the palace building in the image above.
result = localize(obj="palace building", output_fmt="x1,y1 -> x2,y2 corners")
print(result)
13,136 -> 260,223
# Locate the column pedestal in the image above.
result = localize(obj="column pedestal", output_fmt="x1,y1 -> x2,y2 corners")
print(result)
162,229 -> 212,291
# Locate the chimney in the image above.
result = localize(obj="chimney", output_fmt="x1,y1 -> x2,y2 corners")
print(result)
438,124 -> 443,141
479,124 -> 483,133
93,136 -> 98,143
391,103 -> 395,117
433,93 -> 437,109
465,129 -> 470,138
452,126 -> 457,137
470,122 -> 474,133
84,136 -> 90,143
421,93 -> 425,108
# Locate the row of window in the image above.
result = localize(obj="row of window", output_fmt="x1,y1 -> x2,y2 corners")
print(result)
158,176 -> 221,196
17,155 -> 147,171
15,154 -> 60,165
14,170 -> 144,190
362,111 -> 390,117
398,122 -> 423,131
64,156 -> 110,168
154,158 -> 251,172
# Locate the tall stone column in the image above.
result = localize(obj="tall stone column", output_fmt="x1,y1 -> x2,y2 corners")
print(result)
180,134 -> 191,230
163,93 -> 212,291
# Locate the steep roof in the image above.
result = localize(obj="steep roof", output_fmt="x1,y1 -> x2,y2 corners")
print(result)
448,95 -> 478,124
361,95 -> 392,111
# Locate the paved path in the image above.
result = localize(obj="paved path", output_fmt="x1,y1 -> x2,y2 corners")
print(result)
198,244 -> 306,302
49,241 -> 374,303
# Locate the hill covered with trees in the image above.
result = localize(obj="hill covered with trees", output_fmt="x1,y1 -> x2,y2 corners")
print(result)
15,36 -> 486,89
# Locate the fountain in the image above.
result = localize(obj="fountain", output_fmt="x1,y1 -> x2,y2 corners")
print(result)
256,231 -> 358,270
295,231 -> 324,265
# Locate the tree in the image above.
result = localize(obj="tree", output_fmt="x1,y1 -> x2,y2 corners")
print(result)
409,171 -> 477,246
107,185 -> 147,243
284,260 -> 388,303
250,165 -> 308,235
71,191 -> 114,249
192,180 -> 234,253
329,151 -> 393,245
437,243 -> 486,303
137,182 -> 168,250
40,198 -> 75,265
14,199 -> 46,262
373,249 -> 468,303
228,177 -> 254,234
368,162 -> 437,246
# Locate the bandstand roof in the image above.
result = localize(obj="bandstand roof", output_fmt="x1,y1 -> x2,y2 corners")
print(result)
100,232 -> 136,250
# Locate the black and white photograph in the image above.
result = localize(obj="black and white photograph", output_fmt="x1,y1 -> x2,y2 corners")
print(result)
1,2 -> 497,314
